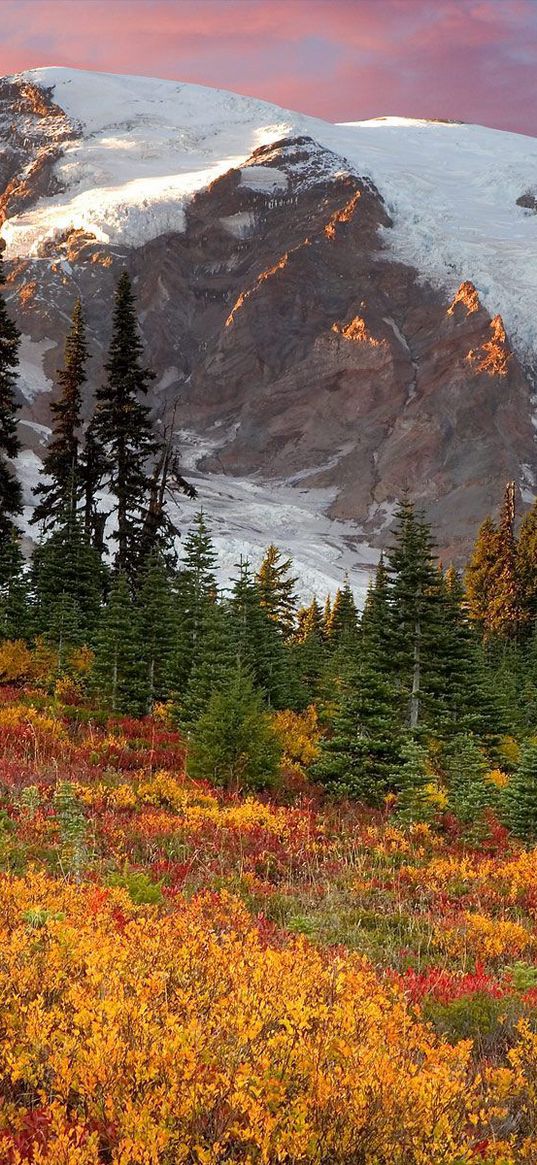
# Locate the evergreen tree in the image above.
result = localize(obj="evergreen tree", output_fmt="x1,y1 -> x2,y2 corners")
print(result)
517,499 -> 537,631
79,415 -> 110,553
179,601 -> 238,728
321,595 -> 332,641
92,572 -> 146,714
507,744 -> 537,843
464,516 -> 499,631
293,597 -> 325,698
325,577 -> 358,647
465,484 -> 522,640
0,253 -> 22,543
487,482 -> 522,640
445,734 -> 493,833
385,499 -> 447,731
187,662 -> 281,790
230,557 -> 305,710
32,299 -> 88,529
256,544 -> 298,638
313,659 -> 402,805
0,531 -> 32,641
91,272 -> 159,575
167,511 -> 217,696
136,551 -> 175,710
32,511 -> 105,647
361,555 -> 391,665
395,737 -> 434,824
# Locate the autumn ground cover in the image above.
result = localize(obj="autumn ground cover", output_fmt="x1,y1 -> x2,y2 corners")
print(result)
3,692 -> 537,1161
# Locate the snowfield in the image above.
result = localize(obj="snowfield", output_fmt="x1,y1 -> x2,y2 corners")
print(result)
4,67 -> 537,364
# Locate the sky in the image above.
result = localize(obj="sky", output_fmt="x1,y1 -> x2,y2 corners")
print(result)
1,0 -> 536,135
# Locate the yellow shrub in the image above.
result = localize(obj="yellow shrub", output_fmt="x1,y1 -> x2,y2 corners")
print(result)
0,871 -> 488,1165
0,638 -> 33,681
273,705 -> 320,769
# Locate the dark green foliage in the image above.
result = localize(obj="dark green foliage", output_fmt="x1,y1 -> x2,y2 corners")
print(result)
325,578 -> 358,647
0,532 -> 32,641
256,543 -> 298,638
395,737 -> 434,824
445,733 -> 494,832
32,299 -> 88,529
0,255 -> 22,541
293,599 -> 325,699
92,572 -> 146,714
167,511 -> 218,696
179,601 -> 238,728
91,272 -> 159,575
360,555 -> 391,665
507,743 -> 537,843
230,558 -> 306,710
187,663 -> 281,790
422,992 -> 524,1059
314,659 -> 402,805
31,512 -> 105,649
79,415 -> 110,553
384,500 -> 448,731
136,551 -> 175,710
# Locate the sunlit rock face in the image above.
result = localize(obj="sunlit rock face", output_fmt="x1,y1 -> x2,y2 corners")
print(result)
2,68 -> 537,579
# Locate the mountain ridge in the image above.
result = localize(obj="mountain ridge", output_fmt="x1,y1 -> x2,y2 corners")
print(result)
1,66 -> 537,597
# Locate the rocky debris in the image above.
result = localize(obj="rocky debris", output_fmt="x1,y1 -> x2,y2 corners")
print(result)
517,191 -> 537,212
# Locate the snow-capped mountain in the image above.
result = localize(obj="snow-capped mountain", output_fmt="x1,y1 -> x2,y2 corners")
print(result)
2,67 -> 537,596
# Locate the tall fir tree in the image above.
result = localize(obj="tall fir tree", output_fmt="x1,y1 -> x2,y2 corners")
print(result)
325,577 -> 359,648
465,484 -> 523,641
487,482 -> 522,640
167,511 -> 218,696
91,272 -> 159,575
256,544 -> 298,638
385,499 -> 447,731
464,516 -> 499,631
0,252 -> 22,544
0,531 -> 32,641
313,659 -> 402,805
92,572 -> 146,715
517,498 -> 537,632
293,597 -> 325,698
360,555 -> 392,667
229,557 -> 305,710
506,744 -> 537,843
32,298 -> 88,529
136,551 -> 175,711
178,601 -> 238,728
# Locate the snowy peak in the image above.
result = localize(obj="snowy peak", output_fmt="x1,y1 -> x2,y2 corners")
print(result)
0,67 -> 537,361
2,66 -> 537,593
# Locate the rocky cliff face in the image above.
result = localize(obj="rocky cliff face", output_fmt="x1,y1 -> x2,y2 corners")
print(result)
1,69 -> 536,586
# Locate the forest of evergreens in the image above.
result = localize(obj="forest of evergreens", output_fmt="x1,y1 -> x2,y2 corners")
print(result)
2,263 -> 537,837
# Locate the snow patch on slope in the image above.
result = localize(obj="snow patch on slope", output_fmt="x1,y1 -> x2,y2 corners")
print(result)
3,67 -> 305,256
17,335 -> 55,401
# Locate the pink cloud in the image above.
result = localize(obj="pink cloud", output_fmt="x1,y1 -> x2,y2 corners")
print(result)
0,0 -> 535,135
